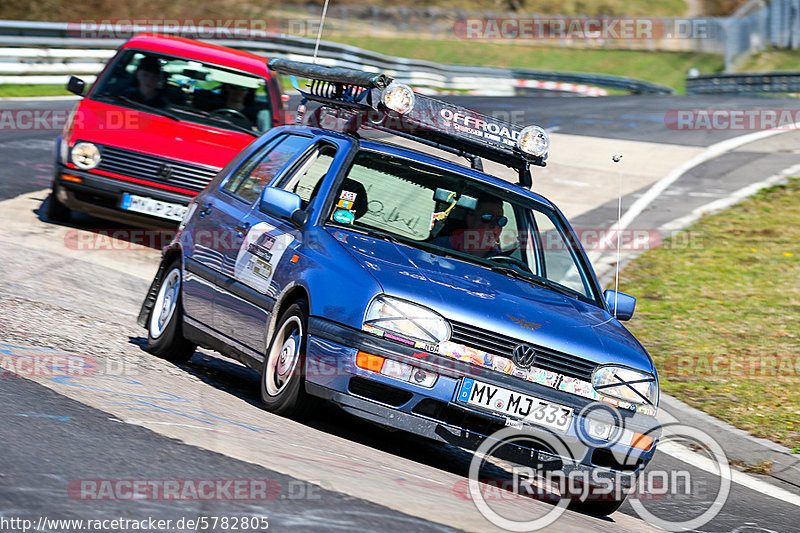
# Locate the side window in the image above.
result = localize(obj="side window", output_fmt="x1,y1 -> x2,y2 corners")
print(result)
533,211 -> 589,297
278,144 -> 337,209
221,135 -> 310,204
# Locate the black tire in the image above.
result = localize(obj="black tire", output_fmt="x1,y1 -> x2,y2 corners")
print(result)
46,188 -> 71,222
260,301 -> 317,418
146,260 -> 196,363
567,493 -> 627,517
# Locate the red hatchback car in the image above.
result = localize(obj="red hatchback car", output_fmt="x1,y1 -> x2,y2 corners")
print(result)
48,34 -> 287,227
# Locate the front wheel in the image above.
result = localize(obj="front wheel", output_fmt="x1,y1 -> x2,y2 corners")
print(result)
146,260 -> 196,363
260,301 -> 316,418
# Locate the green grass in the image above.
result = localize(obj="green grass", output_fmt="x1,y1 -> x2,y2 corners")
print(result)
327,36 -> 724,93
738,48 -> 800,73
0,84 -> 72,97
618,178 -> 800,449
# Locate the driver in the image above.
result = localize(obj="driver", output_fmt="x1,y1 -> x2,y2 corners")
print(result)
122,56 -> 169,108
216,83 -> 258,127
433,195 -> 508,258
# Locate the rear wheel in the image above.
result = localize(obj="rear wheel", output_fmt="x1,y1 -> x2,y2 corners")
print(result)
146,260 -> 196,363
46,187 -> 71,222
260,301 -> 316,418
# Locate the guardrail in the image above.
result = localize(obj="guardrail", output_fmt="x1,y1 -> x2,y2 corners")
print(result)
0,20 -> 674,95
686,71 -> 800,94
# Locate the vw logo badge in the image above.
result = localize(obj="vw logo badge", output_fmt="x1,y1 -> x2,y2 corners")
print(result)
512,344 -> 536,369
156,163 -> 173,179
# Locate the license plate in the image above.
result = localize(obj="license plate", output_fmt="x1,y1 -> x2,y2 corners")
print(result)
457,378 -> 573,432
121,193 -> 187,222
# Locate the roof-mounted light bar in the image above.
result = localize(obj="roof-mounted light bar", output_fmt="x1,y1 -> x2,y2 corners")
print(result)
267,59 -> 549,187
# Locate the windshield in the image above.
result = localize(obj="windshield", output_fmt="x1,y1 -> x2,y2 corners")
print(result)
326,150 -> 600,305
92,50 -> 273,133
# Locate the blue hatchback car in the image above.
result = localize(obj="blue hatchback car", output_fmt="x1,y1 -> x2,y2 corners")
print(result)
139,60 -> 660,515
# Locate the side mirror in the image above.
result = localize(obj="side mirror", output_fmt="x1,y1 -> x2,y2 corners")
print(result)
67,76 -> 86,96
259,187 -> 307,227
604,290 -> 636,321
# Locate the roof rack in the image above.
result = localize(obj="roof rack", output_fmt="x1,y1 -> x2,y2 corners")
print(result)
268,58 -> 549,189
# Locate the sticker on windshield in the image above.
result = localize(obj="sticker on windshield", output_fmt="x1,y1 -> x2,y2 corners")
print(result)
339,191 -> 357,202
332,209 -> 355,224
337,199 -> 354,209
234,222 -> 294,296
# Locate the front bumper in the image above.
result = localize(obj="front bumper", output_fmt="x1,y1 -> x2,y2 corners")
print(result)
52,162 -> 194,228
306,317 -> 661,479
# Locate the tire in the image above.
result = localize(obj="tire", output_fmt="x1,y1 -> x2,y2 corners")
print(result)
146,260 -> 196,363
260,301 -> 316,418
46,188 -> 71,222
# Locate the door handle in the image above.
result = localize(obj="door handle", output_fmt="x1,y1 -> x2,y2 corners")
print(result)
198,203 -> 213,218
235,221 -> 251,238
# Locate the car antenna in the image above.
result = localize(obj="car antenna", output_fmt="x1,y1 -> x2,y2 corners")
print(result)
293,0 -> 331,125
312,0 -> 331,64
611,154 -> 623,319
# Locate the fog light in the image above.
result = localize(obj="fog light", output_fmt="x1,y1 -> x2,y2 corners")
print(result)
411,368 -> 437,387
587,419 -> 613,440
381,359 -> 413,381
517,125 -> 549,158
381,83 -> 415,114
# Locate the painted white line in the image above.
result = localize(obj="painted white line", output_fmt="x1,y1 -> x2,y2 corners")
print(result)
612,125 -> 800,233
658,442 -> 800,508
659,163 -> 800,232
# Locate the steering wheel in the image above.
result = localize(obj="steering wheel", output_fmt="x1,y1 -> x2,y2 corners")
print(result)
486,254 -> 532,273
210,108 -> 248,121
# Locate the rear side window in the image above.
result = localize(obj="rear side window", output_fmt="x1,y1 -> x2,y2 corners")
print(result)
221,135 -> 310,203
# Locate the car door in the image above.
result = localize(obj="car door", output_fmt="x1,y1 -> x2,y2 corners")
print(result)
214,139 -> 344,354
210,133 -> 321,351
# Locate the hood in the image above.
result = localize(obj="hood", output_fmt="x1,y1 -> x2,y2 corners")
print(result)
69,99 -> 255,169
331,229 -> 654,374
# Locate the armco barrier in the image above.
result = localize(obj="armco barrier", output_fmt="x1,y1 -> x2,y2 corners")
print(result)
686,71 -> 800,94
0,20 -> 673,95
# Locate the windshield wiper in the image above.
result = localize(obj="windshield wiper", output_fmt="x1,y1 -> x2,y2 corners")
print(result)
95,94 -> 180,121
487,264 -> 583,300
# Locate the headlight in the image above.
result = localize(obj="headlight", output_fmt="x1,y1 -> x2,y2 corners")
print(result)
517,125 -> 549,158
593,366 -> 658,406
381,83 -> 415,114
71,142 -> 101,170
364,295 -> 449,344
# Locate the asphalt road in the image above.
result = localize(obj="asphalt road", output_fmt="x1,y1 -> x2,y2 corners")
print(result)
1,95 -> 799,532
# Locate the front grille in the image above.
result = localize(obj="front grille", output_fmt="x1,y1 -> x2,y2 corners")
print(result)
95,144 -> 219,192
449,321 -> 596,382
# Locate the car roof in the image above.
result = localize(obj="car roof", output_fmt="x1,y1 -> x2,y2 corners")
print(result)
121,34 -> 270,76
284,126 -> 556,209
